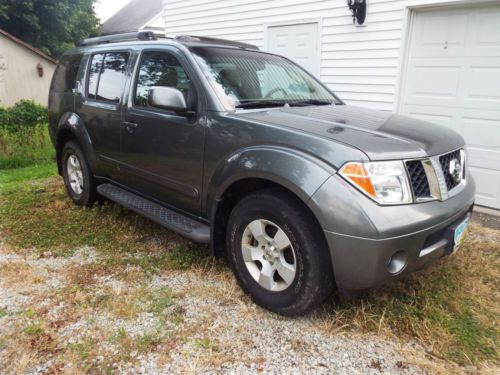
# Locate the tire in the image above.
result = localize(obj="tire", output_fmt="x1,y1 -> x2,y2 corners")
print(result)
61,140 -> 98,207
226,188 -> 335,315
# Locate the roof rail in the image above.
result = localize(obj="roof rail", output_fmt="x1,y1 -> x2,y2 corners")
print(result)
77,31 -> 159,47
174,35 -> 259,50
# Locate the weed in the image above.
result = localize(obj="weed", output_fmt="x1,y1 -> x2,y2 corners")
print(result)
22,323 -> 43,336
0,308 -> 7,318
166,243 -> 211,270
67,339 -> 95,362
148,287 -> 175,316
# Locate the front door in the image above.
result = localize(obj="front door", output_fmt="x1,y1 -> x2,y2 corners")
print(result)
119,48 -> 205,214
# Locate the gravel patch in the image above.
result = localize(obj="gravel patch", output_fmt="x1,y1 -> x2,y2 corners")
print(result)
0,243 -> 473,374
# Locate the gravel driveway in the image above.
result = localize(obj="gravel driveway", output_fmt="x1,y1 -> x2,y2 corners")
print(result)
0,242 -> 469,374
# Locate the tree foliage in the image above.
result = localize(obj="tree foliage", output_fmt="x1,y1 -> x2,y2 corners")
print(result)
0,0 -> 99,57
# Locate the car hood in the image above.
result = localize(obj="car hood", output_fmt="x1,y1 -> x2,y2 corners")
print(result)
232,105 -> 465,160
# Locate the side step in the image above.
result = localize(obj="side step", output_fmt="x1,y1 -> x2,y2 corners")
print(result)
97,183 -> 210,243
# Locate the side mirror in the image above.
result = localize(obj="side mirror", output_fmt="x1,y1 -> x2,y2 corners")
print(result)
148,86 -> 188,113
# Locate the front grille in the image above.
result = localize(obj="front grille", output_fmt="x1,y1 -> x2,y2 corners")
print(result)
406,160 -> 431,198
439,150 -> 462,191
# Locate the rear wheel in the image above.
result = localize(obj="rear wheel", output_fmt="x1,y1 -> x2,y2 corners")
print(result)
61,141 -> 98,207
226,188 -> 335,315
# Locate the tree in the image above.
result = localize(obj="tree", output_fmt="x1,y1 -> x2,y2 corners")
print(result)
0,0 -> 99,58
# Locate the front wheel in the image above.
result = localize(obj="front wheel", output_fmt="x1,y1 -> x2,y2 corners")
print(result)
61,140 -> 98,207
226,188 -> 335,315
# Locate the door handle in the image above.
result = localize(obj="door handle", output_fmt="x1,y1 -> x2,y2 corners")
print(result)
124,121 -> 138,134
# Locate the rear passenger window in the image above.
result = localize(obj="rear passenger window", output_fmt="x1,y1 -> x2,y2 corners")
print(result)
87,52 -> 129,103
51,54 -> 83,92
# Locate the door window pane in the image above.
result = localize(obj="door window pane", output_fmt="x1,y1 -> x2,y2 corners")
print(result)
97,52 -> 129,103
135,51 -> 191,107
87,52 -> 129,103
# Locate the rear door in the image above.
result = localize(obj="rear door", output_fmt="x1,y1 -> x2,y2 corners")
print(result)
77,50 -> 131,178
118,47 -> 206,214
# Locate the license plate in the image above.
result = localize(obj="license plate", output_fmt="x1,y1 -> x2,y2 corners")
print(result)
453,217 -> 469,251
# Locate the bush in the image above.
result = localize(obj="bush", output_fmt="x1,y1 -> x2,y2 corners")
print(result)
0,100 -> 54,169
0,100 -> 48,139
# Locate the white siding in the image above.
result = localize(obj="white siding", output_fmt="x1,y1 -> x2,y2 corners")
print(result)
0,35 -> 56,107
162,0 -> 483,111
163,0 -> 406,110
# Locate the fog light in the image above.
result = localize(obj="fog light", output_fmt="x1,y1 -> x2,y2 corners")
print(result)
387,250 -> 407,275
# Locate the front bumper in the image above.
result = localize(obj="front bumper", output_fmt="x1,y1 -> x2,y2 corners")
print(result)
308,174 -> 476,290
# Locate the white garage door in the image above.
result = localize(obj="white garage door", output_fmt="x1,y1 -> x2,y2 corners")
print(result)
267,22 -> 319,77
401,4 -> 500,209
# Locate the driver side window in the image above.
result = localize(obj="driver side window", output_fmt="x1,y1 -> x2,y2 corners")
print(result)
135,51 -> 191,108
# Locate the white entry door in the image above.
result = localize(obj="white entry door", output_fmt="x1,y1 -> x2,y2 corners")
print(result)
266,22 -> 319,76
400,4 -> 500,209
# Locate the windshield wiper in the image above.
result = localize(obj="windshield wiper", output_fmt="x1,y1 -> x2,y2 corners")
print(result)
235,100 -> 286,109
288,99 -> 333,107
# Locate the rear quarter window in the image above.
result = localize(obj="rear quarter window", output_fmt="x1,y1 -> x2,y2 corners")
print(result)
51,54 -> 83,93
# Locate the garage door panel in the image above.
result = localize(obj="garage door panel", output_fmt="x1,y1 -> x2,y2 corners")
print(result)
468,166 -> 500,208
476,11 -> 500,46
467,67 -> 500,101
413,66 -> 460,97
402,4 -> 500,210
467,145 -> 500,170
412,10 -> 468,57
463,118 -> 500,149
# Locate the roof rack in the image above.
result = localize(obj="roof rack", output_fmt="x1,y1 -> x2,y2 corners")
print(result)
77,31 -> 160,47
174,35 -> 259,50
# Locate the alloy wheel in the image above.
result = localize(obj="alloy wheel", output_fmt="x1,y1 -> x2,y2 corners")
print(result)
66,154 -> 84,195
241,219 -> 297,292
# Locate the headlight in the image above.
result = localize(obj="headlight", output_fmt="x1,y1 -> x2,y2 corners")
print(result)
339,161 -> 412,205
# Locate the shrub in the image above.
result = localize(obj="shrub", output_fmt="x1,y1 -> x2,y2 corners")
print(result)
0,100 -> 48,142
0,100 -> 53,169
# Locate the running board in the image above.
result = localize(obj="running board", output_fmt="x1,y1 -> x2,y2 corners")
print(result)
97,183 -> 210,243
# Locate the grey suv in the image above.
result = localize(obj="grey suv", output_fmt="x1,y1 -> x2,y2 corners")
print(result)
49,32 -> 475,315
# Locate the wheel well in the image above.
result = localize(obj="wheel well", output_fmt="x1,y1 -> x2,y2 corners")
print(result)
55,129 -> 76,174
211,178 -> 328,261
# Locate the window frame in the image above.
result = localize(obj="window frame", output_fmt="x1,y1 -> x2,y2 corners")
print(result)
85,50 -> 132,105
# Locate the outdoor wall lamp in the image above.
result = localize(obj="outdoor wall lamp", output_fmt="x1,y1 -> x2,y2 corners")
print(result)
347,0 -> 367,25
36,63 -> 44,77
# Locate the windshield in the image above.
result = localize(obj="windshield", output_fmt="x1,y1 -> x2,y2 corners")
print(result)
190,47 -> 340,110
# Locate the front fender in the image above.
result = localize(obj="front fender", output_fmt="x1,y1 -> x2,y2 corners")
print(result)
206,145 -> 336,215
56,112 -> 98,173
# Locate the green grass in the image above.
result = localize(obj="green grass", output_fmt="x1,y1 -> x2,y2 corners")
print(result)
0,126 -> 55,169
22,323 -> 43,336
0,161 -> 57,193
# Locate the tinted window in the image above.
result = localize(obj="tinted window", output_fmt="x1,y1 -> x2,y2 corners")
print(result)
52,54 -> 83,92
135,51 -> 191,108
87,53 -> 105,99
87,52 -> 129,103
